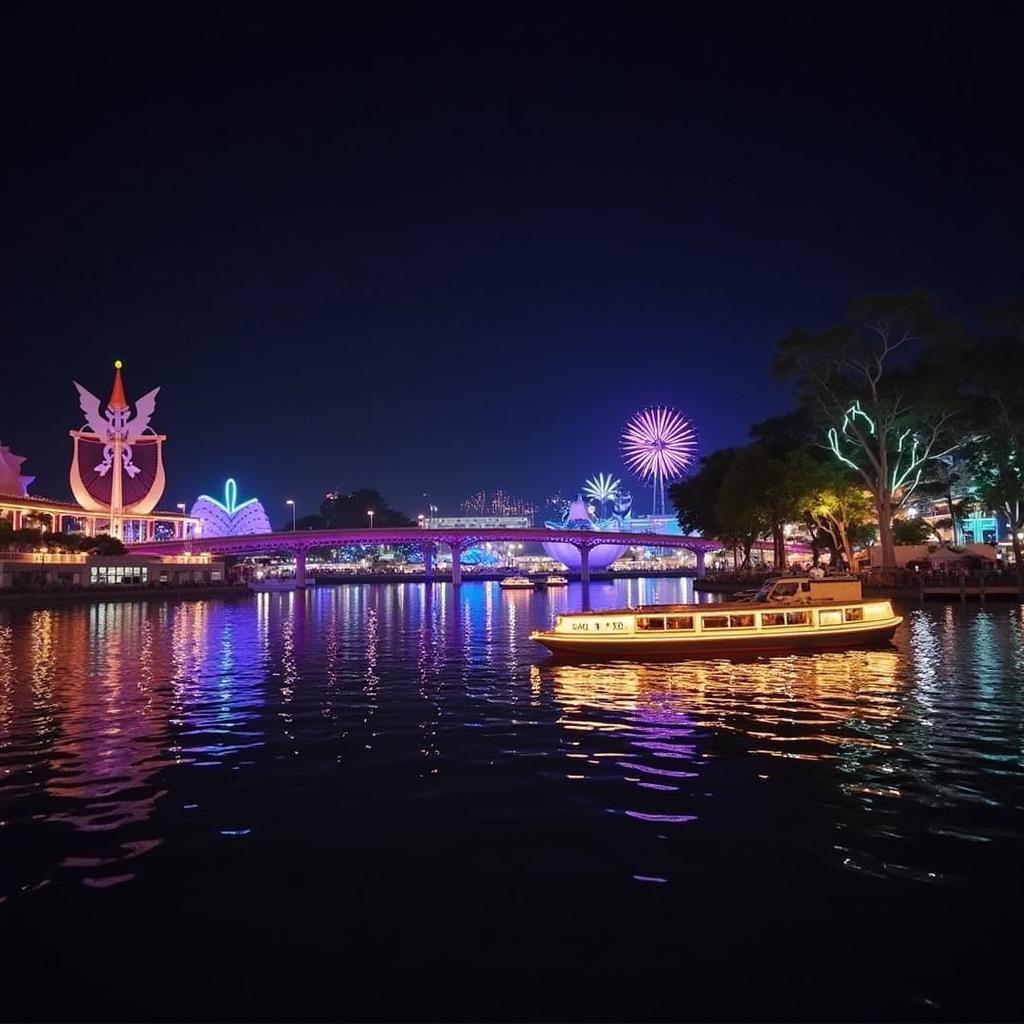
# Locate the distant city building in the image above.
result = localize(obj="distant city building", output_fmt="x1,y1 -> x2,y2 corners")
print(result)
459,490 -> 536,520
425,515 -> 532,530
461,490 -> 487,515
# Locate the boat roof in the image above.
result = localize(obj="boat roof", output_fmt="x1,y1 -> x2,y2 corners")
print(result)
559,597 -> 873,618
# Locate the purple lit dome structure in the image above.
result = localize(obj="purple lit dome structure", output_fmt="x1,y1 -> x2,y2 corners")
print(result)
190,478 -> 272,537
542,497 -> 628,571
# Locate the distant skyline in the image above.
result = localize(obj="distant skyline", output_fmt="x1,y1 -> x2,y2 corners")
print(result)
3,7 -> 1022,520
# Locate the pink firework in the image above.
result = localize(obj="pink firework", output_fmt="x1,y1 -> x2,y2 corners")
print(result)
621,407 -> 698,514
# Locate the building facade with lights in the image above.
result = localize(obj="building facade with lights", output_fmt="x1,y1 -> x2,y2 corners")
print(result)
0,551 -> 225,591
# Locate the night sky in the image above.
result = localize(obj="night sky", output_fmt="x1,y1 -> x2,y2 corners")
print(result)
3,6 -> 1022,522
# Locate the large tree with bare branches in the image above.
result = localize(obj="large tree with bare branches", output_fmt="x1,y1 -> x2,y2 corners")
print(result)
773,291 -> 960,568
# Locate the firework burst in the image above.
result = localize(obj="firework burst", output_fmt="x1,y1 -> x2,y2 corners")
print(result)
621,407 -> 698,514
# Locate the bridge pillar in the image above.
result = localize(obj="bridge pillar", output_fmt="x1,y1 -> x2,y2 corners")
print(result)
578,544 -> 590,585
421,542 -> 435,579
295,548 -> 307,589
695,549 -> 706,579
449,542 -> 464,586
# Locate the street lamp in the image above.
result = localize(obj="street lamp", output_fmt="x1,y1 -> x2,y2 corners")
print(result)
368,510 -> 374,529
286,499 -> 296,531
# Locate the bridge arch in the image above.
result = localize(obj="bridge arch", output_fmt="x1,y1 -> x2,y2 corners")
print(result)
130,526 -> 751,585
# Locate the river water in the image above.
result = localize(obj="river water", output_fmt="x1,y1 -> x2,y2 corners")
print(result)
1,579 -> 1022,1020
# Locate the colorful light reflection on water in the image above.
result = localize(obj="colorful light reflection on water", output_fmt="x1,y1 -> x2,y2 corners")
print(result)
0,581 -> 1022,1019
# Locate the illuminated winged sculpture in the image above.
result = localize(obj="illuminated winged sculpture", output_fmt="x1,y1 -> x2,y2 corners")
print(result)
69,362 -> 167,531
74,378 -> 160,479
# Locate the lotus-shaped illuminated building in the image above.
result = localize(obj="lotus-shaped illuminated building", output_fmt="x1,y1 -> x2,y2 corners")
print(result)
542,497 -> 628,571
190,478 -> 271,537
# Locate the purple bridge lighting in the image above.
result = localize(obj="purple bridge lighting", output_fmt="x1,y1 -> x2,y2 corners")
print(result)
130,527 -> 810,588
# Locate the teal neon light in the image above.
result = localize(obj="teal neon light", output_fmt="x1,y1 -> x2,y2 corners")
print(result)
827,400 -> 878,473
196,478 -> 259,515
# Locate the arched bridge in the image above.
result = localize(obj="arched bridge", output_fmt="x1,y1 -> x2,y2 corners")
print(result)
130,526 -> 731,587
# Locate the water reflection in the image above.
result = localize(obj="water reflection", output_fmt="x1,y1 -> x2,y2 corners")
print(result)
0,583 -> 1022,969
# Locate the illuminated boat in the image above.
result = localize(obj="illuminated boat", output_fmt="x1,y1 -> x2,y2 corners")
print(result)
500,576 -> 535,589
529,575 -> 902,658
540,573 -> 573,589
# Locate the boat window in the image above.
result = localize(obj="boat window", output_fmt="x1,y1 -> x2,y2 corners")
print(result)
761,612 -> 786,627
801,582 -> 811,592
637,616 -> 666,631
772,582 -> 799,598
701,615 -> 729,629
844,607 -> 864,622
819,609 -> 843,626
785,611 -> 810,626
729,614 -> 755,628
666,615 -> 694,630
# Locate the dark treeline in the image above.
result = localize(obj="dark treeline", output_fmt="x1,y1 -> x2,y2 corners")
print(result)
670,291 -> 1024,582
288,488 -> 413,532
0,521 -> 127,555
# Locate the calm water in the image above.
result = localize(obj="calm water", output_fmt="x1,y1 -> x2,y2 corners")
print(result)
1,579 -> 1022,1021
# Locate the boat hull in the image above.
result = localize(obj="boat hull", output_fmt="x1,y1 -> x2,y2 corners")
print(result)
530,619 -> 901,659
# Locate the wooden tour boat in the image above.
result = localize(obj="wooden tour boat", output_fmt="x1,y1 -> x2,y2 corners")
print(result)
529,574 -> 902,658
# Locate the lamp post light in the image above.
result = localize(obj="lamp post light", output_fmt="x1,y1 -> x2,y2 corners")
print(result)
286,499 -> 296,531
368,510 -> 374,530
175,502 -> 187,543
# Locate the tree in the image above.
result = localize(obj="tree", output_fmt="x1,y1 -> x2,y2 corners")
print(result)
916,451 -> 973,545
799,457 -> 875,569
891,517 -> 933,545
670,448 -> 738,537
670,448 -> 765,567
715,447 -> 782,568
318,489 -> 413,529
80,534 -> 125,555
955,300 -> 1024,586
773,291 -> 960,568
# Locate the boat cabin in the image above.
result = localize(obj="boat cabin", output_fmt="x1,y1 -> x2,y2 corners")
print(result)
752,574 -> 862,605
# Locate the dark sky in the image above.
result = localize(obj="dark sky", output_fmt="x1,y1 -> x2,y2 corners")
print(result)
3,5 -> 1021,522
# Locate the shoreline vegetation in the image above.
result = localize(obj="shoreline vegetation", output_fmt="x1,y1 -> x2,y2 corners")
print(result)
668,290 -> 1024,586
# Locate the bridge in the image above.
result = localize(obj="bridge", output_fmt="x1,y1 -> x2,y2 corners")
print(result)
130,526 -> 734,587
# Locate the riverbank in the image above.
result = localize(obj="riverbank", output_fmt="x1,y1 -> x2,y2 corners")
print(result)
309,567 -> 698,585
0,584 -> 250,607
695,577 -> 1022,601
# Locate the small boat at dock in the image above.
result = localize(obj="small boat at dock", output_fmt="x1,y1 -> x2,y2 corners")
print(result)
529,574 -> 902,658
249,577 -> 304,591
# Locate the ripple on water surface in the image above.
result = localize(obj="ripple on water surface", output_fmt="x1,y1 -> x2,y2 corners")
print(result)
0,583 -> 1022,1019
